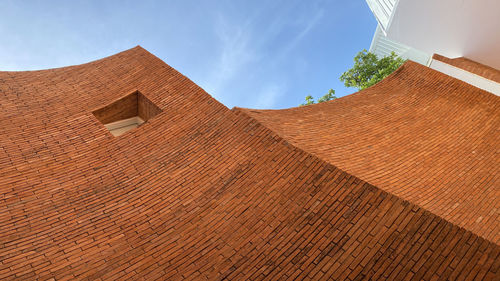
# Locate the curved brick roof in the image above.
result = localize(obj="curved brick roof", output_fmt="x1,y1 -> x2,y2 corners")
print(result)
0,47 -> 498,280
237,61 -> 500,244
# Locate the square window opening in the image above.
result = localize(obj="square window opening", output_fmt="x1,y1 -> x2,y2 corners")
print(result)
92,90 -> 162,136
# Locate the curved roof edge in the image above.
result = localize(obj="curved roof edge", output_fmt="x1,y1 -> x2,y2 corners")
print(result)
234,60 -> 500,244
0,45 -> 152,73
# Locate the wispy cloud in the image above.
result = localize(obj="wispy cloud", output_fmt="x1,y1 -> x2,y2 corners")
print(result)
253,83 -> 287,109
203,15 -> 258,97
0,1 -> 376,109
279,8 -> 325,58
201,1 -> 325,108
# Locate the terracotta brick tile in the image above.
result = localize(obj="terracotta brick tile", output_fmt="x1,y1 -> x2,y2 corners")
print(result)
238,60 -> 500,244
0,47 -> 498,280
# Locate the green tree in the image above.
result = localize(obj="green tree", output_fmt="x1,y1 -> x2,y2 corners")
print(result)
300,89 -> 337,106
317,89 -> 336,103
300,95 -> 315,106
340,50 -> 405,90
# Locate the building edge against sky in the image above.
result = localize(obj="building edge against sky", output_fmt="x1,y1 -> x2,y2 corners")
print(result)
369,25 -> 430,65
366,0 -> 500,68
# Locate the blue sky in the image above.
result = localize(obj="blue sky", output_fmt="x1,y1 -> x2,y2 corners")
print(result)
0,0 -> 376,109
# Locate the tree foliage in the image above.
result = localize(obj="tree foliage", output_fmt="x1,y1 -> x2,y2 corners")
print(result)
299,50 -> 404,106
301,95 -> 315,106
300,89 -> 336,106
339,50 -> 405,90
317,89 -> 336,103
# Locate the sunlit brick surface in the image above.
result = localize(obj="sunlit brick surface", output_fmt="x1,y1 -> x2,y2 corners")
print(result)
0,48 -> 498,280
238,61 -> 500,244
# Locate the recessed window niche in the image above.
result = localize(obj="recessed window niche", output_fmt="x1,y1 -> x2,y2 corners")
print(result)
92,90 -> 162,136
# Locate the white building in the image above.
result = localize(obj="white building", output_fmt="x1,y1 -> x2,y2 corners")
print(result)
366,0 -> 430,65
369,25 -> 430,65
366,0 -> 500,96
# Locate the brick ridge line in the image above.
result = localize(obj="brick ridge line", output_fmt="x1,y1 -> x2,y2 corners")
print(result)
232,106 -> 499,247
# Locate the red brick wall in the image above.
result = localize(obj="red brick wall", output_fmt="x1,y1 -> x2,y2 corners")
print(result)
138,92 -> 162,121
239,61 -> 500,244
0,47 -> 497,280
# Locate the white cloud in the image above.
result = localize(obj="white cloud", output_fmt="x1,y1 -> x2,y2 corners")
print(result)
203,15 -> 259,98
278,8 -> 325,60
253,83 -> 287,109
201,2 -> 324,108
